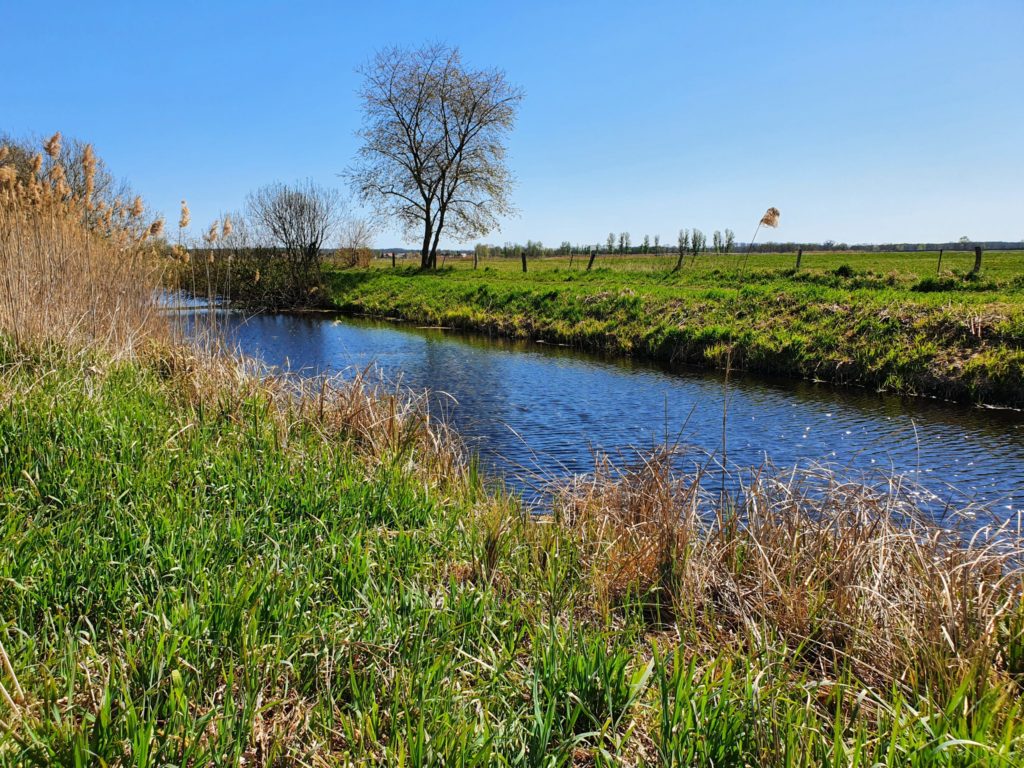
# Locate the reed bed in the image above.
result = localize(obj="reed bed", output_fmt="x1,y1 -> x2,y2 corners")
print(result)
0,135 -> 166,358
556,451 -> 1024,695
1,134 -> 1022,765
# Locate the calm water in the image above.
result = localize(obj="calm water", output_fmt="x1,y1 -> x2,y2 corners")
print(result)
185,312 -> 1024,521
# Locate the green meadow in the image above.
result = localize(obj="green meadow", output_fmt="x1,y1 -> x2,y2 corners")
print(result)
326,250 -> 1024,407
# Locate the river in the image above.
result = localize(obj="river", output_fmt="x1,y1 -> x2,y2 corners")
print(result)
180,310 -> 1024,523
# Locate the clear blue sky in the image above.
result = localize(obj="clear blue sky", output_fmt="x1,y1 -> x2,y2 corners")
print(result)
5,0 -> 1022,247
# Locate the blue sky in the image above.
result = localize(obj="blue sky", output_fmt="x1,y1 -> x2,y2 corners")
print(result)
5,1 -> 1022,247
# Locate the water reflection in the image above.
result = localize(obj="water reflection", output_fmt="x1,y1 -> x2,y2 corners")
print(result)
179,311 -> 1024,521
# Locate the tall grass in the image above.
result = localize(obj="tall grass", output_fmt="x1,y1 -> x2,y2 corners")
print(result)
0,135 -> 165,357
557,450 -> 1024,695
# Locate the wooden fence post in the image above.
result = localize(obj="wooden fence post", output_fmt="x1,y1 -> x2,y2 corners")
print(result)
795,248 -> 803,271
972,246 -> 983,274
587,250 -> 597,271
391,252 -> 396,268
521,251 -> 527,273
936,249 -> 943,276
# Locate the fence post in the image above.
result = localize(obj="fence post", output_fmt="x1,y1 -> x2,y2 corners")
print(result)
521,250 -> 527,273
391,252 -> 396,268
587,250 -> 597,271
936,248 -> 943,276
972,245 -> 983,274
473,249 -> 478,270
795,248 -> 803,271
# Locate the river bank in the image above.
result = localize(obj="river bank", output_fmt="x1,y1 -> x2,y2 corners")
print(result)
325,252 -> 1024,408
3,341 -> 1024,765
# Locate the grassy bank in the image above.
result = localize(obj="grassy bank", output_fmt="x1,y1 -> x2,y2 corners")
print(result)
326,251 -> 1024,407
2,345 -> 1024,765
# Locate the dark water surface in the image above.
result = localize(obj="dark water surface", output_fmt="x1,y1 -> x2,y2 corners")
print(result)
186,312 -> 1024,522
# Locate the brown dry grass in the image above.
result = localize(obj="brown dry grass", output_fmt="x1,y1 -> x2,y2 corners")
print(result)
0,135 -> 166,357
555,447 -> 1024,697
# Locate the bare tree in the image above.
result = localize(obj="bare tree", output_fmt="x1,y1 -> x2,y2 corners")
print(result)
713,230 -> 723,254
351,44 -> 523,270
653,234 -> 660,255
337,216 -> 377,268
606,232 -> 615,254
246,180 -> 344,301
619,231 -> 630,254
724,228 -> 735,254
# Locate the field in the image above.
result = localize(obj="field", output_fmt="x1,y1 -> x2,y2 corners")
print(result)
326,250 -> 1024,407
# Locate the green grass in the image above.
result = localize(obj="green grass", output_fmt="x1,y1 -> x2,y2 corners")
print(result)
1,341 -> 1022,765
325,250 -> 1024,407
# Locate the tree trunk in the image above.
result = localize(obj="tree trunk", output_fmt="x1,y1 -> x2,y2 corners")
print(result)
420,223 -> 432,269
673,252 -> 684,271
428,206 -> 448,270
473,250 -> 478,269
392,252 -> 396,268
972,246 -> 983,274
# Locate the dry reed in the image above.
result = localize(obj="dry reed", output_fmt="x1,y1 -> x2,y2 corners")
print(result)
0,136 -> 165,356
555,448 -> 1024,697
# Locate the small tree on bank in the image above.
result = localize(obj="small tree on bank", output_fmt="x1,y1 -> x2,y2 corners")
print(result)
350,44 -> 523,269
246,180 -> 344,303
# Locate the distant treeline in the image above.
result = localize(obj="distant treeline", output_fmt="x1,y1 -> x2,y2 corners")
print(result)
453,239 -> 1024,258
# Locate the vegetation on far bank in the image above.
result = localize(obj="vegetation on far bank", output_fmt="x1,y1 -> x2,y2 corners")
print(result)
323,250 -> 1024,408
5,135 -> 1024,765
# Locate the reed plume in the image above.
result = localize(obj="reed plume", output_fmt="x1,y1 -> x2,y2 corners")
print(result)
759,206 -> 780,228
130,196 -> 144,218
221,214 -> 233,239
179,199 -> 191,230
204,220 -> 219,245
740,205 -> 781,271
149,218 -> 164,238
43,132 -> 61,159
81,144 -> 96,202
